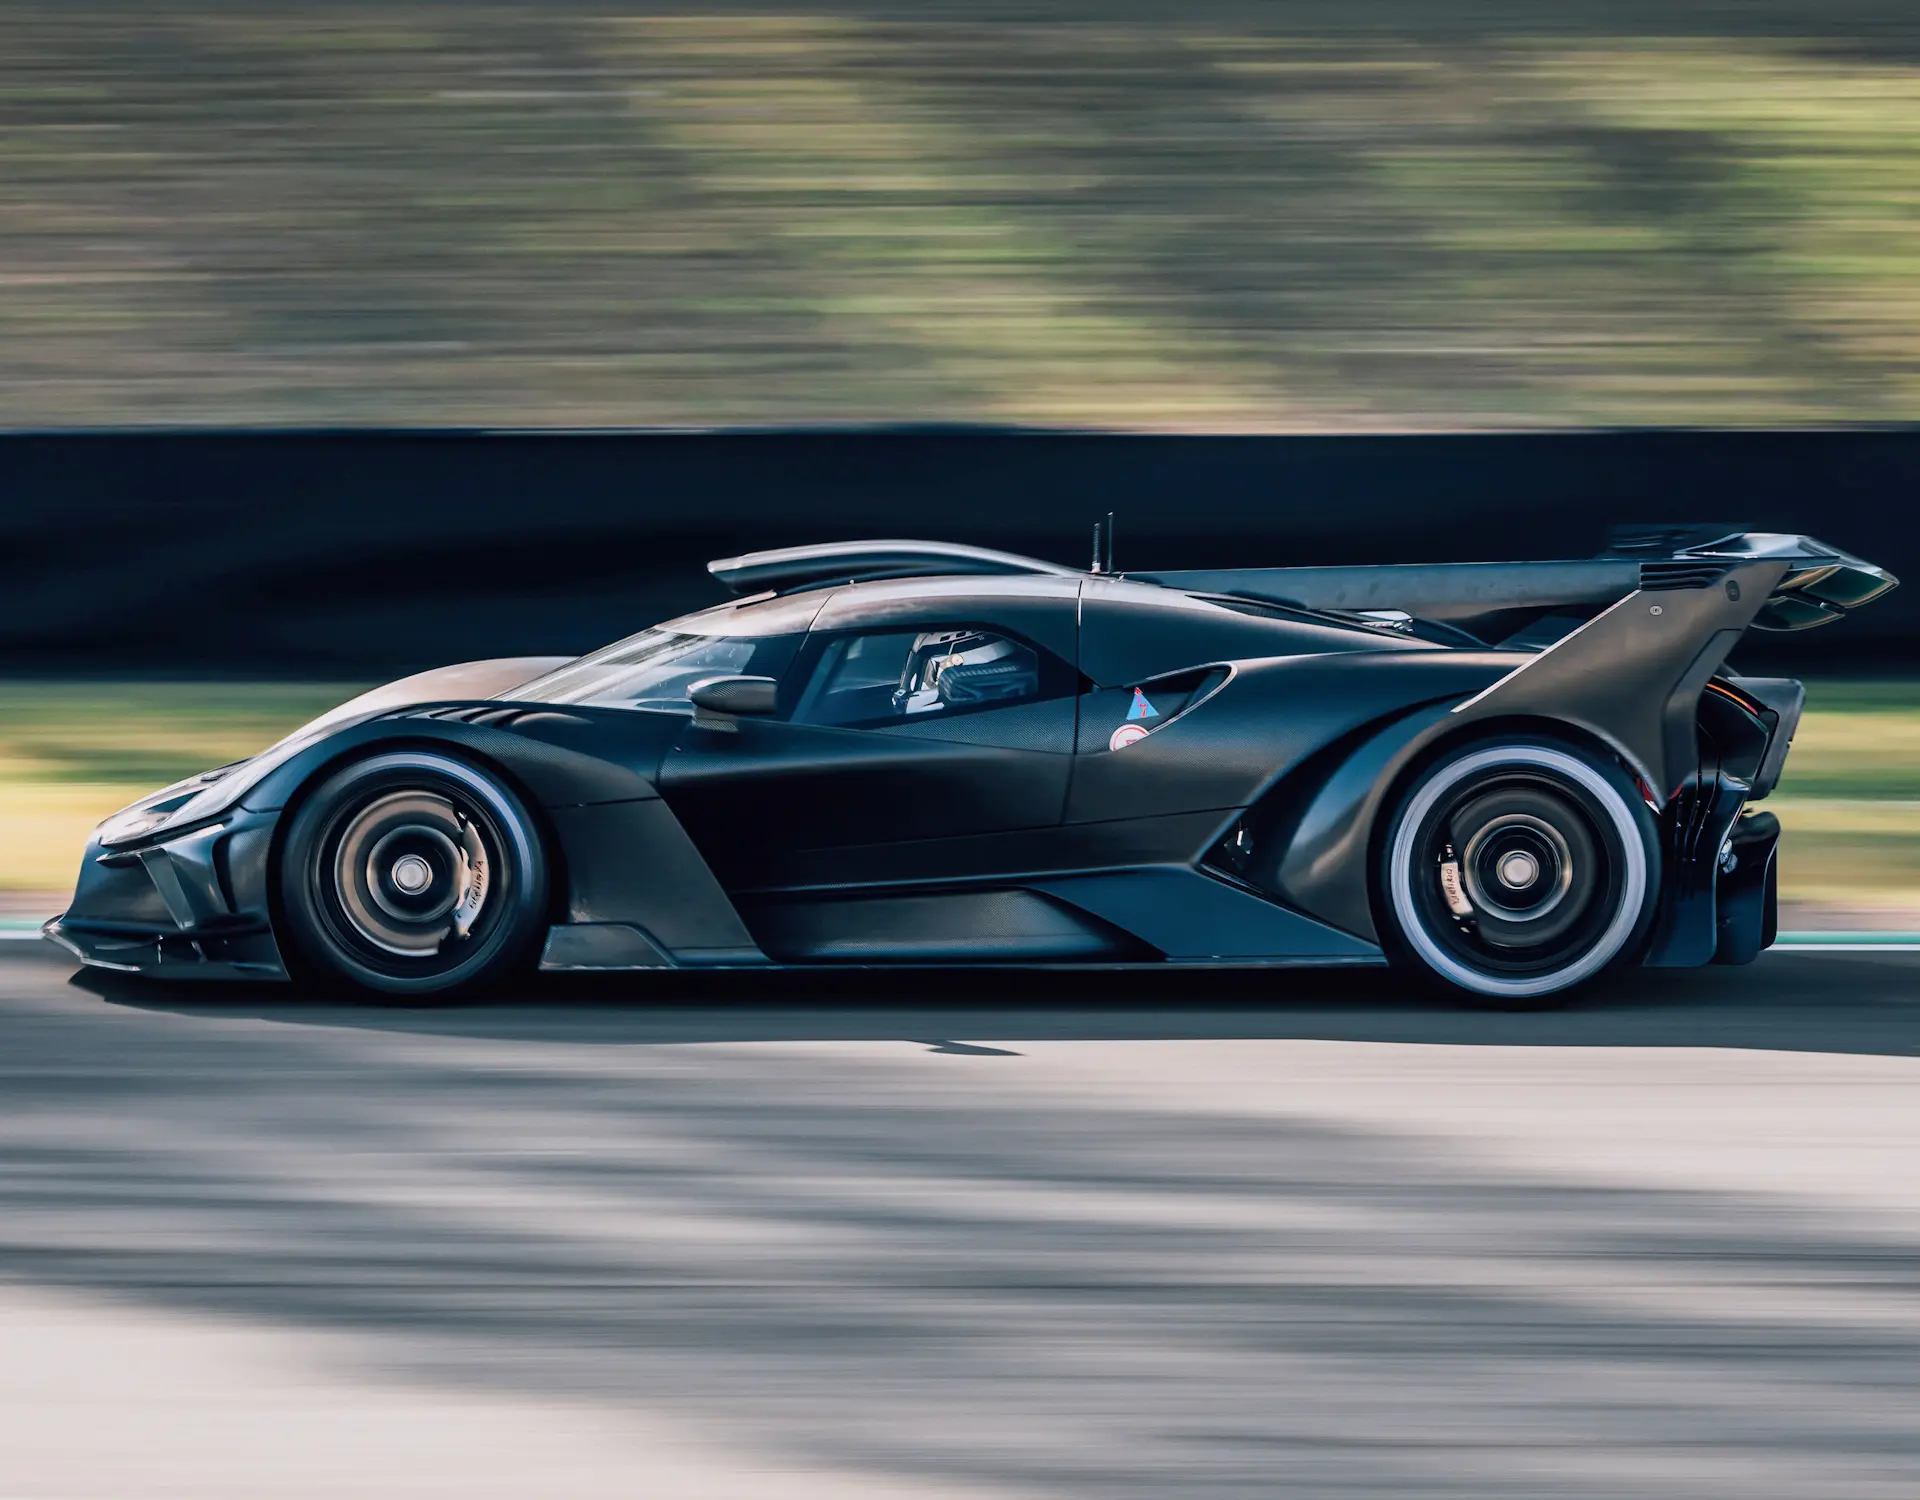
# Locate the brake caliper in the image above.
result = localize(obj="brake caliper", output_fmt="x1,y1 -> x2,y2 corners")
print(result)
1438,840 -> 1474,918
449,817 -> 490,942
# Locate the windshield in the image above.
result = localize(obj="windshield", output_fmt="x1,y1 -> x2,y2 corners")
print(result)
507,628 -> 800,712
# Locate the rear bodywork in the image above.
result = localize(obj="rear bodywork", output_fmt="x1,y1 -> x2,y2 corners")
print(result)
47,530 -> 1895,982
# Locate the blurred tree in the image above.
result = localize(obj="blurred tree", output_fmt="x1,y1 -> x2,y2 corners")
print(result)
2,2 -> 1918,428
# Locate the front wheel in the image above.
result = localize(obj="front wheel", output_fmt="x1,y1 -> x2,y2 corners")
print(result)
1379,739 -> 1659,1004
278,750 -> 549,1001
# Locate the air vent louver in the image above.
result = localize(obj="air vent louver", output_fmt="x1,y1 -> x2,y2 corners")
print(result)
405,705 -> 522,724
1639,561 -> 1727,591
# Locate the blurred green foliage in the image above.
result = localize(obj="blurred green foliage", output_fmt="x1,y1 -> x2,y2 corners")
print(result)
0,681 -> 360,789
3,4 -> 1920,428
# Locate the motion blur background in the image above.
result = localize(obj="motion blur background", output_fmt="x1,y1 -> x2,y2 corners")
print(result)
3,0 -> 1919,919
10,0 -> 1920,427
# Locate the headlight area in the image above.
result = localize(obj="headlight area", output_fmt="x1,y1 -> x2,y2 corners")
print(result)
97,798 -> 204,851
95,763 -> 244,852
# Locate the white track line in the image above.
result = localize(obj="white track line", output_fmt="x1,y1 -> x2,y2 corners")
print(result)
1773,942 -> 1920,953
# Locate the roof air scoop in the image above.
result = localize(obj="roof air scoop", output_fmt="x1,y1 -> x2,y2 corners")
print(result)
706,539 -> 1079,596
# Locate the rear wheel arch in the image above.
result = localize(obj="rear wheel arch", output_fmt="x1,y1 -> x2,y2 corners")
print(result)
1234,706 -> 1652,943
1382,713 -> 1652,807
1363,714 -> 1653,875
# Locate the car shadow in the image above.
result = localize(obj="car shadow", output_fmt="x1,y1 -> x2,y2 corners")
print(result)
71,949 -> 1920,1059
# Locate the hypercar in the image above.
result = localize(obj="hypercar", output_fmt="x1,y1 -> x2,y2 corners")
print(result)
47,527 -> 1895,1003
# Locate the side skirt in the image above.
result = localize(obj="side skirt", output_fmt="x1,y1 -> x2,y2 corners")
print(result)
540,867 -> 1385,970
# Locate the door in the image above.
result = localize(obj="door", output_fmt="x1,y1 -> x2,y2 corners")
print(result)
658,615 -> 1079,895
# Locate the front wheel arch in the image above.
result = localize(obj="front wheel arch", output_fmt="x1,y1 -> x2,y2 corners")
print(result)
266,736 -> 569,935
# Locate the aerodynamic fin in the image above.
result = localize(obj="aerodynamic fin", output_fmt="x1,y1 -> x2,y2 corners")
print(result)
1450,534 -> 1896,793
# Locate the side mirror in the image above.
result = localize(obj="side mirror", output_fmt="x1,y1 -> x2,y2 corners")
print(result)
688,674 -> 779,728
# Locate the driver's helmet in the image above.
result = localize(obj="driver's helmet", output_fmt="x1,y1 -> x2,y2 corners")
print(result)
893,629 -> 1038,715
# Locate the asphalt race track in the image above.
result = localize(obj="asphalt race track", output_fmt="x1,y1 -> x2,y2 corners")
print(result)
3,942 -> 1919,1498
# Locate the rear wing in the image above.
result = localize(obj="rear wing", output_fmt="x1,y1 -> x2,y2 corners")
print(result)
1135,530 -> 1895,632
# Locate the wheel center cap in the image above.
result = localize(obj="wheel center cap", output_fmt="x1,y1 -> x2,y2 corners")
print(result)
1496,850 -> 1540,890
391,854 -> 434,895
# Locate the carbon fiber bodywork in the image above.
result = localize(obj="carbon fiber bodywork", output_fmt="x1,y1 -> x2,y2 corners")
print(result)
46,533 -> 1893,988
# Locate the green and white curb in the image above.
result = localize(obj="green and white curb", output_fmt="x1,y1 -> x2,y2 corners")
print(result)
1771,931 -> 1920,951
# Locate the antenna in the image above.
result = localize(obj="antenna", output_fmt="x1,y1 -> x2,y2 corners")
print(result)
1104,511 -> 1116,575
1090,518 -> 1105,574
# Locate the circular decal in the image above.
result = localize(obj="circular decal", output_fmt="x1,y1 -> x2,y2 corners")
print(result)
1109,723 -> 1151,752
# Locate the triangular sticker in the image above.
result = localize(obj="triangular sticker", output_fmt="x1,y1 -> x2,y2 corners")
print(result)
1127,687 -> 1159,721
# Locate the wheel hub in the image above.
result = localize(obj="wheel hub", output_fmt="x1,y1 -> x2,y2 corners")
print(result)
1459,811 -> 1575,927
390,853 -> 434,895
1497,851 -> 1538,889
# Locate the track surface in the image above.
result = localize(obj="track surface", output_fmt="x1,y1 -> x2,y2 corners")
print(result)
3,944 -> 1920,1498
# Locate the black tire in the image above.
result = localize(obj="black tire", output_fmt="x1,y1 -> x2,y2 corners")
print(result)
1377,738 -> 1660,1005
278,750 -> 549,1001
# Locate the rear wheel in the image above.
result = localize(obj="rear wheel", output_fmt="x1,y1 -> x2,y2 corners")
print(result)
1379,740 -> 1658,1004
279,751 -> 548,1000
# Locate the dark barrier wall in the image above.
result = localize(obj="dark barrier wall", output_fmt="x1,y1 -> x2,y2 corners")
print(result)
3,429 -> 1917,677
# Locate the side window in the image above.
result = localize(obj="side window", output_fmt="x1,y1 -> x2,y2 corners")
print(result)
792,626 -> 1063,729
518,631 -> 801,713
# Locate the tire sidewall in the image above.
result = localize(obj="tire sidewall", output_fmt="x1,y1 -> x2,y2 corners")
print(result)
1379,737 -> 1659,1003
279,750 -> 548,999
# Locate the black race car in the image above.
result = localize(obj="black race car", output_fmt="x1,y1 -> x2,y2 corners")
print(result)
48,528 -> 1894,1003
